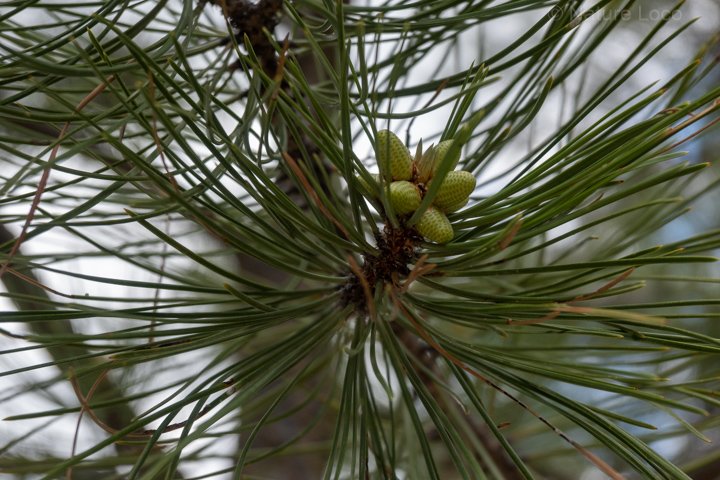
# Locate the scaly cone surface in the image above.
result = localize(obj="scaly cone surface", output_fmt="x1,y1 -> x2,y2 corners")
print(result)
416,206 -> 453,244
377,129 -> 413,181
389,181 -> 422,215
430,170 -> 476,211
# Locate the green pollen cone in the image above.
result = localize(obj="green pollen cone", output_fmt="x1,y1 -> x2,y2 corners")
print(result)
442,196 -> 469,213
416,140 -> 460,183
356,173 -> 380,197
416,206 -> 453,243
431,170 -> 476,210
389,180 -> 421,215
377,129 -> 412,181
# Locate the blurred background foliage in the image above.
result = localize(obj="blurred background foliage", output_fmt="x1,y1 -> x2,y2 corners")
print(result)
0,0 -> 719,479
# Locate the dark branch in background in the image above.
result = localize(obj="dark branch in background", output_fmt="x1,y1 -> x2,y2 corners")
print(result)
392,321 -> 527,480
210,0 -> 284,77
0,225 -> 138,449
204,1 -> 337,477
209,0 -> 331,209
202,2 -> 535,477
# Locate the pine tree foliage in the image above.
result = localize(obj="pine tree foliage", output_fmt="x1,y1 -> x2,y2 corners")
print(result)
0,0 -> 719,478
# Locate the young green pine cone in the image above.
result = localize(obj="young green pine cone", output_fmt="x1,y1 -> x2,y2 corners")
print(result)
389,180 -> 421,215
416,140 -> 461,183
356,173 -> 380,196
416,206 -> 453,243
376,129 -> 413,181
429,170 -> 476,211
442,196 -> 469,213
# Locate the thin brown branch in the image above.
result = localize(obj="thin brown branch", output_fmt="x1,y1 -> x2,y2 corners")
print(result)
499,216 -> 524,251
397,254 -> 436,293
68,369 -> 147,439
510,268 -> 637,326
0,76 -> 115,281
67,369 -> 110,480
283,151 -> 350,239
347,254 -> 376,320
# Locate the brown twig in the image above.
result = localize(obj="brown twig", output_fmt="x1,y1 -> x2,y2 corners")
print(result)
509,267 -> 636,326
68,369 -> 148,440
283,151 -> 350,239
347,254 -> 376,320
67,369 -> 111,480
0,76 -> 115,281
398,254 -> 436,293
659,98 -> 720,153
499,216 -> 524,251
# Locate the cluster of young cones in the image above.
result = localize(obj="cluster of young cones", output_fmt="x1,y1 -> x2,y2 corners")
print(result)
359,130 -> 476,243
